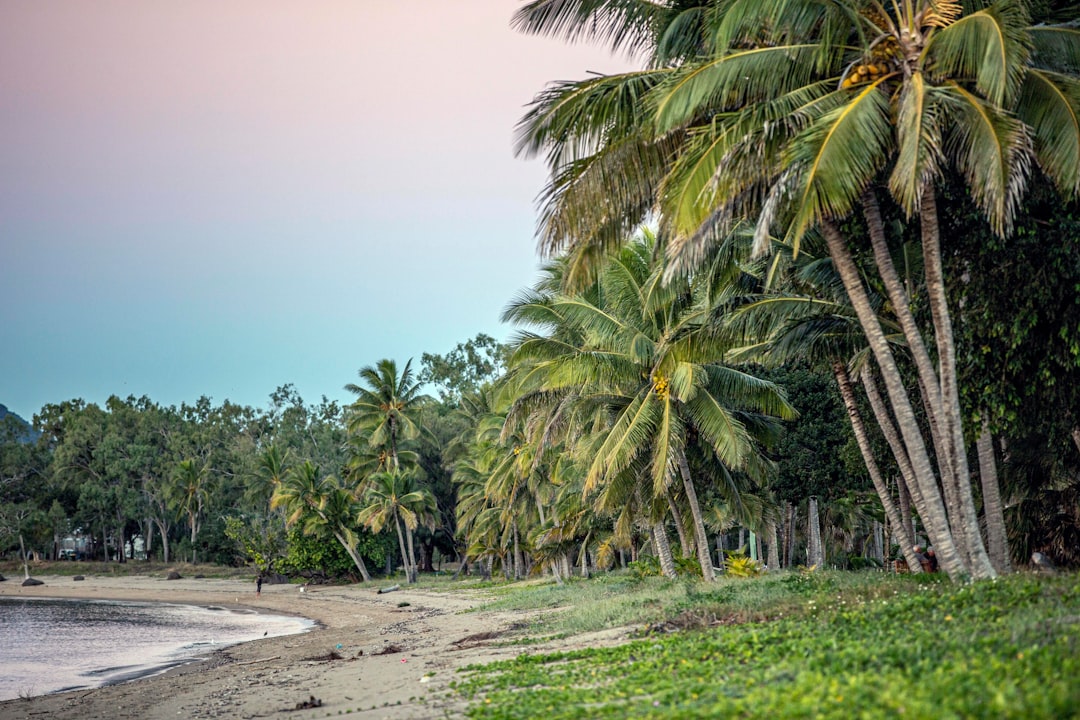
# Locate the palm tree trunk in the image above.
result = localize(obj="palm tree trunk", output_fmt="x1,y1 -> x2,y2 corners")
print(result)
189,512 -> 198,565
512,521 -> 521,581
785,503 -> 796,567
676,451 -> 716,581
334,531 -> 373,582
664,490 -> 692,557
807,497 -> 823,568
652,521 -> 677,579
862,191 -> 963,540
920,190 -> 996,579
406,527 -> 419,584
833,361 -> 922,573
581,531 -> 591,579
392,513 -> 411,583
977,422 -> 1011,574
821,220 -> 966,580
766,519 -> 780,571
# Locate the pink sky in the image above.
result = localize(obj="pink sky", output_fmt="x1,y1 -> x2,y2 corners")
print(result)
0,1 -> 632,416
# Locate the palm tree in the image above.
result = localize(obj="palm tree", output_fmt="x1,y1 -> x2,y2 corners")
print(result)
345,359 -> 425,472
270,460 -> 371,582
171,459 -> 209,564
357,469 -> 436,584
519,0 -> 1080,580
245,444 -> 291,513
504,233 -> 795,580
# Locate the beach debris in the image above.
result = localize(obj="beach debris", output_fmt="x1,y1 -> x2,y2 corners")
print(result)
302,650 -> 342,662
22,578 -> 44,586
0,573 -> 6,582
289,695 -> 322,711
377,584 -> 401,594
374,643 -> 405,656
73,575 -> 85,581
166,570 -> 182,580
234,655 -> 281,667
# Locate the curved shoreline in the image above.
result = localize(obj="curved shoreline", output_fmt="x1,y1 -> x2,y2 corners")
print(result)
0,574 -> 553,720
0,594 -> 317,701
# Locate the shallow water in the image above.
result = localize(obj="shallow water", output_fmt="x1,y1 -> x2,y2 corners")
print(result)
0,597 -> 313,700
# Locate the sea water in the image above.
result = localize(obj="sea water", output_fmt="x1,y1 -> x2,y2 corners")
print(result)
0,597 -> 313,701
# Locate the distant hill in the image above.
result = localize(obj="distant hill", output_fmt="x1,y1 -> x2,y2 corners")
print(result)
0,404 -> 39,442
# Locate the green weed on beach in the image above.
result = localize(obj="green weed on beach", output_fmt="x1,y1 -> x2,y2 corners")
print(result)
453,572 -> 1080,719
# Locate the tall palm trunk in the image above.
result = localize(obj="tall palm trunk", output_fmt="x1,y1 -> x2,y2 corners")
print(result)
862,192 -> 964,545
334,531 -> 373,582
807,497 -> 824,568
652,521 -> 677,579
977,423 -> 1011,574
406,526 -> 419,584
766,519 -> 780,571
189,512 -> 198,565
821,220 -> 966,579
392,511 -> 411,583
676,451 -> 716,580
833,361 -> 922,572
664,489 -> 692,557
920,191 -> 996,579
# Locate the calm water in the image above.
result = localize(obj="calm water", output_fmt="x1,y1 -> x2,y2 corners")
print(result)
0,597 -> 313,701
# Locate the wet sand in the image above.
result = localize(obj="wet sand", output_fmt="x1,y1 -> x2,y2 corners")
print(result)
0,573 -> 601,720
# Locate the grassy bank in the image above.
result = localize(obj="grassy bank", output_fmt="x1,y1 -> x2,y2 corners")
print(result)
453,571 -> 1080,719
0,559 -> 253,579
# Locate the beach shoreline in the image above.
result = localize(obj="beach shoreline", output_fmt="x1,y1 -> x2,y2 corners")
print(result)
0,573 -> 573,720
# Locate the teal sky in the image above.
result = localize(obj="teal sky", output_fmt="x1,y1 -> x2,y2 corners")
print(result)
0,1 -> 630,419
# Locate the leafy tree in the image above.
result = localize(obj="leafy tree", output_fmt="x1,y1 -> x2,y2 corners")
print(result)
419,333 -> 510,405
271,460 -> 372,581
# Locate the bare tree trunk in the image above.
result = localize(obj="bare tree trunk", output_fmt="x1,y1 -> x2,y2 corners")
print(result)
785,503 -> 797,568
19,533 -> 30,579
921,190 -> 995,580
821,220 -> 965,580
677,451 -> 716,581
652,522 -> 677,579
766,519 -> 780,571
977,423 -> 1011,574
664,490 -> 691,557
834,362 -> 922,572
807,497 -> 824,568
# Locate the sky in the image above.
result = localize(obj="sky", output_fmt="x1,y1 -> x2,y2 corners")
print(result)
0,1 -> 631,420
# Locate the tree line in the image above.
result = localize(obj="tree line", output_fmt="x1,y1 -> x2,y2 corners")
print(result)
4,0 -> 1080,583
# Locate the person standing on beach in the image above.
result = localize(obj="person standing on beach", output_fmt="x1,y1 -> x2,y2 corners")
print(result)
256,574 -> 263,597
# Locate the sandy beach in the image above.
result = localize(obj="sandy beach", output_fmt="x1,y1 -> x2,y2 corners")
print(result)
0,573 -> 613,720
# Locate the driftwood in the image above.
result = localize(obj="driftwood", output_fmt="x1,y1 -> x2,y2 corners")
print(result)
234,655 -> 281,667
377,584 -> 401,594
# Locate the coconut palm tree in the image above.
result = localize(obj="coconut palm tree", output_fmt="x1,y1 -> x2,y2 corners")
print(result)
519,0 -> 1080,580
170,459 -> 209,564
357,469 -> 437,584
270,460 -> 371,582
345,359 -> 424,472
504,233 -> 795,580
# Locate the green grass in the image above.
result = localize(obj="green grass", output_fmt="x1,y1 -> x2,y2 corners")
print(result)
452,571 -> 1080,719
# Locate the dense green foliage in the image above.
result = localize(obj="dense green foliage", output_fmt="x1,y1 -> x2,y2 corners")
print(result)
455,573 -> 1080,719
